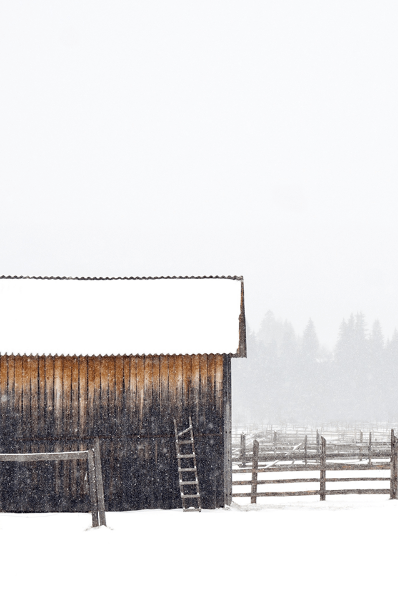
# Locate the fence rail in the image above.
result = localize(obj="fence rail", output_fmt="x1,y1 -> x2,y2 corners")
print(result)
0,438 -> 107,527
232,430 -> 398,503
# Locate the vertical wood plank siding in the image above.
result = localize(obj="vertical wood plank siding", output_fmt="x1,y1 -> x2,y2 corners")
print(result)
0,354 -> 230,512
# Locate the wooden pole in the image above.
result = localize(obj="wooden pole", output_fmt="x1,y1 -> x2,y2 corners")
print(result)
320,436 -> 326,501
240,433 -> 246,467
94,438 -> 107,527
251,440 -> 259,504
87,449 -> 99,527
390,429 -> 398,500
368,432 -> 372,467
304,435 -> 308,467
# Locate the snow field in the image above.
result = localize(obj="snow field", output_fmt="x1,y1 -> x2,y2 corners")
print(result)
0,500 -> 397,594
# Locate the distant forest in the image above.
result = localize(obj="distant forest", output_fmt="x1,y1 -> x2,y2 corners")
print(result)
232,311 -> 398,424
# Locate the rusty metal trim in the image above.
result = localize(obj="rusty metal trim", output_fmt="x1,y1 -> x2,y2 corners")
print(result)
235,280 -> 247,358
0,275 -> 243,281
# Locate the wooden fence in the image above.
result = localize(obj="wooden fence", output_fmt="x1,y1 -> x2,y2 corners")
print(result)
0,438 -> 106,526
232,422 -> 398,449
234,431 -> 390,467
232,430 -> 398,503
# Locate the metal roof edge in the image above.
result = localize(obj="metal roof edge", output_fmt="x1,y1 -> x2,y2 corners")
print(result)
0,275 -> 244,281
0,352 -> 240,357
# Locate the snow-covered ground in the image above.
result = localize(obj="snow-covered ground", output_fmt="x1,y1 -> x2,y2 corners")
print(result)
1,498 -> 397,594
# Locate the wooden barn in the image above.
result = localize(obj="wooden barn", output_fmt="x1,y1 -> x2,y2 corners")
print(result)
0,275 -> 246,512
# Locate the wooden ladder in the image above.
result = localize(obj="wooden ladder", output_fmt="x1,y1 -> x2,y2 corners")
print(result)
174,416 -> 202,512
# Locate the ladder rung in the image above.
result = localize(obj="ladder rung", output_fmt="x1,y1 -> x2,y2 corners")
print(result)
180,480 -> 198,485
178,468 -> 196,472
181,494 -> 200,498
178,427 -> 192,437
178,440 -> 193,445
177,454 -> 195,458
183,508 -> 201,512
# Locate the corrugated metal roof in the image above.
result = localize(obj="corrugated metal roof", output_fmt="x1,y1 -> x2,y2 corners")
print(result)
0,276 -> 246,357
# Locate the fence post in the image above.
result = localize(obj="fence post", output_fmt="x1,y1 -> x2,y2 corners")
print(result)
251,440 -> 259,504
87,449 -> 99,528
94,438 -> 107,527
368,432 -> 372,467
360,430 -> 363,443
390,429 -> 398,499
304,435 -> 308,467
320,436 -> 326,501
240,433 -> 246,467
316,430 -> 320,457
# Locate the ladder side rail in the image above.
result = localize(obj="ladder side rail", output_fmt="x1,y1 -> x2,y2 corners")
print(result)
174,419 -> 186,509
189,416 -> 202,511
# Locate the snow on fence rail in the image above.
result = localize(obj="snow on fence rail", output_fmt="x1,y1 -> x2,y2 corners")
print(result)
232,430 -> 398,503
232,422 -> 398,446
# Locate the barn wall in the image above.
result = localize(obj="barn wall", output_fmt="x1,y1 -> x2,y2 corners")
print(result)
0,354 -> 229,512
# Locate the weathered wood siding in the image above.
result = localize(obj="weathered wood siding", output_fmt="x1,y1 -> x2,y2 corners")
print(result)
0,354 -> 231,511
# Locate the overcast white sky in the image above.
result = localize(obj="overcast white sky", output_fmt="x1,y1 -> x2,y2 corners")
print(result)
1,2 -> 397,347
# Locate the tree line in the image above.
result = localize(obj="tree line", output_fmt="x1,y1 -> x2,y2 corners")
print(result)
232,311 -> 398,424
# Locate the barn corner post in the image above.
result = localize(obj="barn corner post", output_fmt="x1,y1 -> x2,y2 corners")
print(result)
223,354 -> 232,507
220,277 -> 246,508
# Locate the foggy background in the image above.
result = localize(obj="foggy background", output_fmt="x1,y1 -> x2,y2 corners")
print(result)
1,2 -> 398,422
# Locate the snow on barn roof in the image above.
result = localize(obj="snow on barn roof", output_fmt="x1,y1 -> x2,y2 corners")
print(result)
0,276 -> 246,357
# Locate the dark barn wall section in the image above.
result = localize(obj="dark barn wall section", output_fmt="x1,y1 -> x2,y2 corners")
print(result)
0,353 -> 231,512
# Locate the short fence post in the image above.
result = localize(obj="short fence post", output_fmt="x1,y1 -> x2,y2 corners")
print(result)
390,429 -> 398,499
87,449 -> 99,528
304,435 -> 308,467
240,433 -> 246,467
368,432 -> 372,467
251,440 -> 259,504
360,430 -> 363,443
94,438 -> 107,527
320,436 -> 326,501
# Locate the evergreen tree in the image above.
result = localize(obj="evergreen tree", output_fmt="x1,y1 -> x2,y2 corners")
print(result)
384,329 -> 398,419
301,319 -> 320,361
369,320 -> 384,360
233,310 -> 398,424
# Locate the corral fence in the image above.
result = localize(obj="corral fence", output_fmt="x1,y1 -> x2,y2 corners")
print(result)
232,430 -> 398,503
234,428 -> 390,466
232,422 -> 398,445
